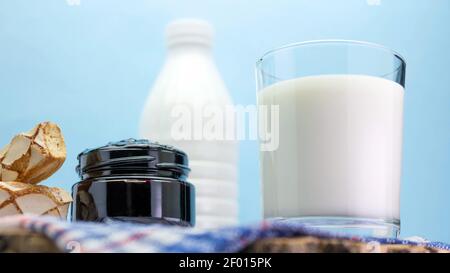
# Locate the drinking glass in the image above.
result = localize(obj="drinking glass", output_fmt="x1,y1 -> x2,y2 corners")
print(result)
256,40 -> 406,237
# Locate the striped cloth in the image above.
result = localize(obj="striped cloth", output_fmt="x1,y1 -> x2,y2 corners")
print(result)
0,215 -> 448,253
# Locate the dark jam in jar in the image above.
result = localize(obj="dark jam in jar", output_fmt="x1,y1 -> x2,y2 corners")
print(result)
71,139 -> 195,226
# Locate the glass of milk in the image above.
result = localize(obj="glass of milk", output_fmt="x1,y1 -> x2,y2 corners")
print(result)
256,40 -> 406,238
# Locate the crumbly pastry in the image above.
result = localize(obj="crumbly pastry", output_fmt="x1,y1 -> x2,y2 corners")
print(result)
0,122 -> 66,184
0,182 -> 72,218
0,122 -> 71,218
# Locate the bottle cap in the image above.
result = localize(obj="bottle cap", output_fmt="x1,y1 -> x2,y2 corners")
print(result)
165,18 -> 214,47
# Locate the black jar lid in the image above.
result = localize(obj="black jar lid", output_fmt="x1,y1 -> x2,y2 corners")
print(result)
76,139 -> 190,180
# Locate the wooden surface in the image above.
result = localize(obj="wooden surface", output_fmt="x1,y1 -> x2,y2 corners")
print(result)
245,236 -> 448,253
0,228 -> 60,253
0,228 -> 446,253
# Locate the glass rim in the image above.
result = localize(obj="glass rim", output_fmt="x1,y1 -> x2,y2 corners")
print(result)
256,39 -> 407,69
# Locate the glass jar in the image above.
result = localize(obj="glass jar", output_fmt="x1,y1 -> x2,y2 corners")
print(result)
71,139 -> 195,226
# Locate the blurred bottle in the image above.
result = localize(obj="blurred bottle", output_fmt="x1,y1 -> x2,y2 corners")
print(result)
139,19 -> 238,228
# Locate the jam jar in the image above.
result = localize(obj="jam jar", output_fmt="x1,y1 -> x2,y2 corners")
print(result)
71,139 -> 195,226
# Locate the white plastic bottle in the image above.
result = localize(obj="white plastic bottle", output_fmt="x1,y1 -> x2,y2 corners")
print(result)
139,19 -> 239,229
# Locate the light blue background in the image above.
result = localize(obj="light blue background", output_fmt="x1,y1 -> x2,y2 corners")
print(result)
0,0 -> 449,242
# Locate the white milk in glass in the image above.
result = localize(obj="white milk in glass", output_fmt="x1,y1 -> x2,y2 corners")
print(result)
258,75 -> 404,221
